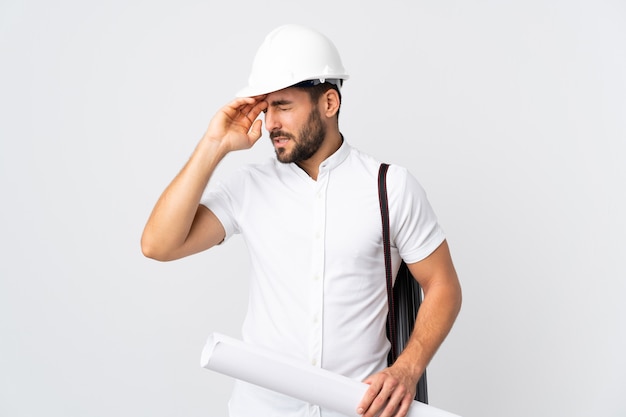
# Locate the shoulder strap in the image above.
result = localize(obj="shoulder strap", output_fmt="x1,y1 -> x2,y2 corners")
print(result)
378,163 -> 397,361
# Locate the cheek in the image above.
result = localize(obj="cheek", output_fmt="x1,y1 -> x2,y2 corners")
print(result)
266,112 -> 290,129
280,115 -> 300,133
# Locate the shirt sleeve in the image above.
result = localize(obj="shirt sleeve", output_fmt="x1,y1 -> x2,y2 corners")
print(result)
200,177 -> 240,243
387,165 -> 446,264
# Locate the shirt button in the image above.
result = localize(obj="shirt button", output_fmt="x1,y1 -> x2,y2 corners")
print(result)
311,358 -> 317,366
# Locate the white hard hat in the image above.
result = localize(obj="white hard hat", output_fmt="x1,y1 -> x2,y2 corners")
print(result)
236,24 -> 349,97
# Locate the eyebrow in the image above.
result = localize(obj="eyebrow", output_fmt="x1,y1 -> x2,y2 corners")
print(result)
269,99 -> 292,107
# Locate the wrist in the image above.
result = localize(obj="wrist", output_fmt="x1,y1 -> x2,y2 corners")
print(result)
198,133 -> 231,159
393,349 -> 426,383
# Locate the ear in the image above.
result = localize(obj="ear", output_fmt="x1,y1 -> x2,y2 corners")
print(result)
320,89 -> 340,118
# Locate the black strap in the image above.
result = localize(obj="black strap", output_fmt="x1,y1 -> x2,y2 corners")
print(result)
378,163 -> 397,360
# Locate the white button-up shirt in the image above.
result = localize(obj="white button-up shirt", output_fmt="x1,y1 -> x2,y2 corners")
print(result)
202,141 -> 445,417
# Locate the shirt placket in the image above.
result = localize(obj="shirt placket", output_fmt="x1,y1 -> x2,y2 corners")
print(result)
308,167 -> 328,417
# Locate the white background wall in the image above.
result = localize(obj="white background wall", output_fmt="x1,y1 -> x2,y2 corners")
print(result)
1,1 -> 625,416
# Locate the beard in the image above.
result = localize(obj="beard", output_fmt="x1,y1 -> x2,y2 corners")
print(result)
271,108 -> 326,164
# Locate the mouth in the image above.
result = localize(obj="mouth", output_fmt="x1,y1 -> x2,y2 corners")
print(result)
270,132 -> 293,147
273,137 -> 290,147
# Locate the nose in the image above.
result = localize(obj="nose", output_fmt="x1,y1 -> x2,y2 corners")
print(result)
264,107 -> 281,132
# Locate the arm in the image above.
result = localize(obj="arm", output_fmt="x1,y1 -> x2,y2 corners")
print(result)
141,96 -> 268,261
357,239 -> 462,417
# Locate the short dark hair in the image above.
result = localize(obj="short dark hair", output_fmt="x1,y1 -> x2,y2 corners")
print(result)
295,81 -> 342,118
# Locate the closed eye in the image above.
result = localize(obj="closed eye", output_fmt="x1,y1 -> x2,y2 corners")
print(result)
263,106 -> 291,114
271,99 -> 292,110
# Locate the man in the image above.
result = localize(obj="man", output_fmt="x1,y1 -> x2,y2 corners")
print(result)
141,24 -> 462,417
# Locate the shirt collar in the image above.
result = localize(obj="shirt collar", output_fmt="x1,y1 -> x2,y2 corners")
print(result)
318,136 -> 350,174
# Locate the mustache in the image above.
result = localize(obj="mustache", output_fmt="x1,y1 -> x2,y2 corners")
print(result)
270,130 -> 295,140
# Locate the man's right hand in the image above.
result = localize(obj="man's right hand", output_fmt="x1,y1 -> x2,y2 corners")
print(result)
203,96 -> 268,153
141,96 -> 267,261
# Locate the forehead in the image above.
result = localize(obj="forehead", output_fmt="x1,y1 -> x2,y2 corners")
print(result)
265,86 -> 311,105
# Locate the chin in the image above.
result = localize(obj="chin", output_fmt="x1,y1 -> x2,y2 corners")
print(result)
275,150 -> 292,164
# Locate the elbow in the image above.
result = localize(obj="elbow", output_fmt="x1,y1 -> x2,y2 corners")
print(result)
141,234 -> 173,262
141,245 -> 159,261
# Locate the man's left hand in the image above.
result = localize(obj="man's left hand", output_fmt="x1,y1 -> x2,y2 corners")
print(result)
356,365 -> 417,417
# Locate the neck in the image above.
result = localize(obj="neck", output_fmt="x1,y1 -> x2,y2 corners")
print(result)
296,130 -> 343,180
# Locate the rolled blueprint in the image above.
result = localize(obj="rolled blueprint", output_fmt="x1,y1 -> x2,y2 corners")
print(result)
201,333 -> 461,417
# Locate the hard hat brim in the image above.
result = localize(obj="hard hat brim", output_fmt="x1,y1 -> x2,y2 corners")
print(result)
235,75 -> 349,98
